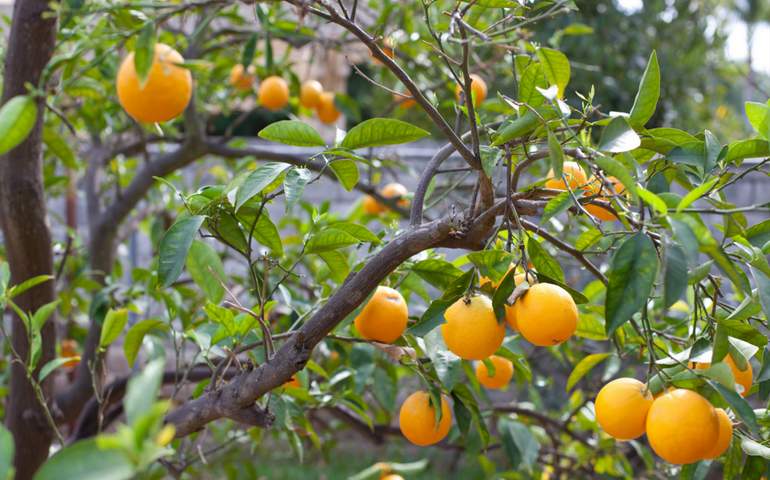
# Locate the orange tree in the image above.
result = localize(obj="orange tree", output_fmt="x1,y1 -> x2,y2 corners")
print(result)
0,0 -> 769,479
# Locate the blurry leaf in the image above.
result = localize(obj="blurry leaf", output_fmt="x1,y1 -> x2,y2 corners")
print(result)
637,186 -> 668,215
251,212 -> 283,256
0,96 -> 37,156
547,130 -> 564,178
283,167 -> 313,211
318,250 -> 349,283
536,47 -> 570,98
7,274 -> 53,299
330,222 -> 380,244
133,23 -> 156,87
741,438 -> 770,460
566,353 -> 611,391
99,309 -> 128,349
39,357 -> 78,382
258,120 -> 325,147
745,101 -> 770,139
235,162 -> 291,210
124,319 -> 167,367
32,439 -> 133,480
710,380 -> 760,436
605,232 -> 658,335
598,117 -> 641,153
0,424 -> 12,480
186,240 -> 225,303
412,259 -> 464,289
663,242 -> 688,308
124,358 -> 165,425
306,229 -> 359,253
724,138 -> 769,163
676,177 -> 718,212
240,32 -> 258,67
540,190 -> 573,223
340,118 -> 429,150
329,160 -> 359,191
499,418 -> 540,471
527,240 -> 564,282
628,51 -> 660,128
593,154 -> 638,198
43,128 -> 77,168
750,266 -> 770,322
31,300 -> 60,333
158,215 -> 205,287
452,384 -> 489,446
491,111 -> 540,146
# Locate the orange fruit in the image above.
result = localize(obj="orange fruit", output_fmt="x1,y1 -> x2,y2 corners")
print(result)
363,183 -> 409,214
584,176 -> 625,221
398,391 -> 452,446
354,286 -> 408,343
316,91 -> 341,124
116,43 -> 193,123
703,408 -> 733,459
60,339 -> 80,368
594,378 -> 653,440
544,161 -> 588,191
381,476 -> 404,480
503,271 -> 536,331
454,74 -> 487,107
258,76 -> 290,111
394,92 -> 416,110
441,295 -> 505,360
229,64 -> 255,92
479,264 -> 515,289
645,389 -> 719,464
515,283 -> 577,347
475,355 -> 514,389
691,353 -> 753,397
283,375 -> 301,389
300,80 -> 323,109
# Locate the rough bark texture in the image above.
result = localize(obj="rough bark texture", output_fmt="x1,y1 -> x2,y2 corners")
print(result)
0,1 -> 58,479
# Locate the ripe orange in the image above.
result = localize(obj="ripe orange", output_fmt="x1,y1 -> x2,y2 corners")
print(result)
60,339 -> 80,368
258,76 -> 290,111
316,91 -> 341,124
703,408 -> 733,459
363,183 -> 409,215
283,375 -> 301,389
691,353 -> 753,397
544,161 -> 588,191
515,283 -> 578,347
503,271 -> 536,331
584,176 -> 625,221
398,391 -> 452,446
454,74 -> 487,107
594,378 -> 653,440
300,80 -> 323,109
381,475 -> 404,480
475,355 -> 514,389
645,389 -> 719,464
394,92 -> 416,110
229,64 -> 255,92
116,43 -> 193,123
354,286 -> 408,343
441,295 -> 505,360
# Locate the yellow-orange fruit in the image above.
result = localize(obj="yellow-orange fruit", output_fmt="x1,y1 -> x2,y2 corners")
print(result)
645,389 -> 719,464
394,92 -> 416,110
60,339 -> 80,368
398,391 -> 452,446
354,286 -> 408,343
504,271 -> 536,331
300,80 -> 323,109
475,355 -> 514,389
258,76 -> 290,111
441,295 -> 505,360
363,183 -> 409,215
381,475 -> 404,480
316,91 -> 341,124
454,74 -> 487,107
584,176 -> 625,221
515,283 -> 578,347
116,43 -> 193,123
283,375 -> 301,389
229,64 -> 255,91
594,378 -> 653,440
703,408 -> 733,459
692,353 -> 753,397
544,161 -> 588,191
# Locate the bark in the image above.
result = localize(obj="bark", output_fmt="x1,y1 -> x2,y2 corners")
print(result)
0,1 -> 58,479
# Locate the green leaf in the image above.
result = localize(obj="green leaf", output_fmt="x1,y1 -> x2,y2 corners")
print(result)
535,47 -> 570,98
498,418 -> 540,471
318,251 -> 349,283
745,101 -> 770,139
637,186 -> 668,215
0,425 -> 12,480
124,319 -> 167,367
330,222 -> 380,244
527,240 -> 564,282
32,439 -> 134,480
547,130 -> 564,178
133,23 -> 156,88
746,219 -> 770,248
31,300 -> 60,334
605,232 -> 658,335
628,51 -> 660,128
7,274 -> 53,299
186,240 -> 225,303
741,438 -> 770,460
540,190 -> 574,224
39,357 -> 78,382
251,212 -> 283,256
724,138 -> 769,163
124,358 -> 165,425
328,160 -> 359,191
412,259 -> 464,289
283,167 -> 313,211
593,154 -> 638,198
99,308 -> 128,349
241,33 -> 258,67
663,242 -> 688,308
158,215 -> 205,287
710,380 -> 760,436
492,267 -> 518,320
598,116 -> 641,153
491,111 -> 539,146
235,162 -> 291,210
43,127 -> 77,168
340,118 -> 429,150
676,177 -> 718,212
0,96 -> 38,156
305,228 -> 359,254
258,120 -> 325,147
408,298 -> 453,337
750,266 -> 770,323
566,353 -> 611,391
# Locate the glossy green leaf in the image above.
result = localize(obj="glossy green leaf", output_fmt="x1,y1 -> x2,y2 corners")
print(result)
283,167 -> 313,211
412,259 -> 464,289
540,190 -> 573,223
99,308 -> 128,349
258,120 -> 325,147
527,240 -> 564,282
663,242 -> 688,308
329,160 -> 359,191
186,240 -> 225,303
598,116 -> 641,153
340,118 -> 429,150
710,380 -> 760,436
745,101 -> 770,139
536,47 -> 570,98
676,177 -> 718,212
124,319 -> 167,367
158,215 -> 205,287
0,96 -> 38,156
605,232 -> 658,335
306,228 -> 360,254
32,439 -> 133,480
593,154 -> 638,198
235,162 -> 291,210
628,51 -> 660,128
637,186 -> 668,215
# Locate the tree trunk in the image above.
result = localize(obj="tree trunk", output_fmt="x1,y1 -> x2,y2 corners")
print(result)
0,1 -> 58,479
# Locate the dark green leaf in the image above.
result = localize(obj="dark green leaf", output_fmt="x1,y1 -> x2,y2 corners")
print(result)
598,117 -> 641,153
709,380 -> 760,436
527,240 -> 564,282
663,242 -> 688,308
750,266 -> 770,322
0,96 -> 38,156
158,215 -> 205,287
605,232 -> 658,335
628,51 -> 660,128
133,23 -> 156,87
186,240 -> 225,303
235,162 -> 291,210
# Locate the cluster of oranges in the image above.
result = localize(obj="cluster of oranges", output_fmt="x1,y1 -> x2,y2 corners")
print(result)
545,161 -> 625,222
394,74 -> 488,111
596,353 -> 753,464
